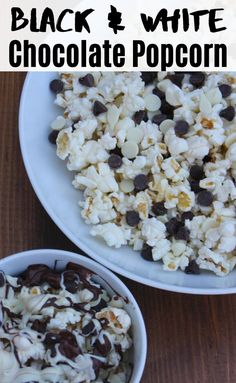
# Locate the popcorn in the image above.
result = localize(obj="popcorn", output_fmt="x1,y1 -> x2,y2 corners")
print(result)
91,223 -> 131,248
184,136 -> 210,162
53,71 -> 236,277
164,128 -> 189,156
73,164 -> 118,193
161,157 -> 189,182
141,218 -> 166,246
80,191 -> 117,224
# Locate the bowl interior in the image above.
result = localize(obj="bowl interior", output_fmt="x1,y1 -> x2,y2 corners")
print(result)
0,249 -> 147,383
19,72 -> 236,295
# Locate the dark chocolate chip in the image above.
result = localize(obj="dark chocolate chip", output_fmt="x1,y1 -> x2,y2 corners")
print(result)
133,110 -> 148,125
219,106 -> 235,121
152,202 -> 167,216
48,130 -> 59,145
175,226 -> 190,241
152,114 -> 168,125
141,72 -> 157,85
134,174 -> 149,191
189,180 -> 204,194
44,272 -> 61,289
0,272 -> 5,287
160,100 -> 175,118
141,244 -> 154,261
174,121 -> 189,136
197,190 -> 214,206
169,73 -> 185,88
93,101 -> 108,116
82,321 -> 96,336
49,79 -> 64,94
108,154 -> 122,169
126,211 -> 140,227
190,165 -> 205,181
110,146 -> 123,157
79,74 -> 95,87
189,72 -> 205,87
181,212 -> 194,222
185,260 -> 200,275
152,88 -> 165,99
94,334 -> 112,356
165,218 -> 183,236
219,84 -> 232,98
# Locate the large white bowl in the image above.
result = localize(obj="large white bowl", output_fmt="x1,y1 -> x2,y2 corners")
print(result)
19,72 -> 236,294
0,249 -> 146,383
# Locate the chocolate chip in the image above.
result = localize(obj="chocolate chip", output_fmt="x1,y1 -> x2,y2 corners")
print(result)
63,271 -> 80,293
126,211 -> 140,227
219,84 -> 232,98
174,121 -> 189,136
219,106 -> 235,121
133,110 -> 148,125
185,260 -> 200,275
165,218 -> 183,236
175,226 -> 190,241
108,154 -> 122,169
44,272 -> 61,289
189,72 -> 205,87
31,319 -> 48,333
94,335 -> 112,356
190,180 -> 204,194
0,272 -> 5,287
152,88 -> 165,99
169,73 -> 185,88
82,321 -> 96,336
181,212 -> 194,222
110,146 -> 123,157
141,244 -> 154,261
152,202 -> 167,216
152,114 -> 168,125
79,74 -> 95,87
48,130 -> 59,145
160,99 -> 175,118
49,79 -> 64,93
141,72 -> 157,85
134,174 -> 149,191
197,190 -> 214,206
93,101 -> 108,116
190,165 -> 205,180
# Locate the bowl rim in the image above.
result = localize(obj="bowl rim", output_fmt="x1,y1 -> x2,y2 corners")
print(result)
19,72 -> 236,296
0,248 -> 147,383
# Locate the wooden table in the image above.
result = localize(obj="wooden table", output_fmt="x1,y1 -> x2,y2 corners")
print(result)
0,72 -> 236,383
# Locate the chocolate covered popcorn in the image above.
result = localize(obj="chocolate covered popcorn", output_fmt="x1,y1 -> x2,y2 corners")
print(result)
0,263 -> 132,382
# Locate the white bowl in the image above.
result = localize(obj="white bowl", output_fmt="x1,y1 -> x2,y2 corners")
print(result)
0,249 -> 147,383
19,72 -> 236,294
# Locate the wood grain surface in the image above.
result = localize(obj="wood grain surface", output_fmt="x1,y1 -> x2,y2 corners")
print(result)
0,72 -> 236,383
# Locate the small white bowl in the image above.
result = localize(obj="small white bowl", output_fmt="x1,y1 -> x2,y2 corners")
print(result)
0,249 -> 147,383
